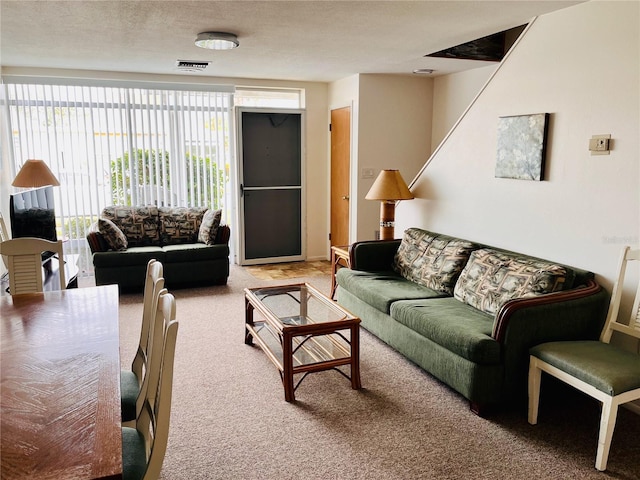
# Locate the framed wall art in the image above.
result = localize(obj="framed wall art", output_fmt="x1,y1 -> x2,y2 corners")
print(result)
495,113 -> 549,181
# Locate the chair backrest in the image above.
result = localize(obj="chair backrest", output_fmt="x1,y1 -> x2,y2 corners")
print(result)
0,213 -> 9,270
600,246 -> 640,343
0,237 -> 65,295
131,259 -> 165,379
136,291 -> 178,480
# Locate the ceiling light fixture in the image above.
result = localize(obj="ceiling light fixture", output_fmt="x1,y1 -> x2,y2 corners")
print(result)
195,32 -> 239,50
413,69 -> 435,75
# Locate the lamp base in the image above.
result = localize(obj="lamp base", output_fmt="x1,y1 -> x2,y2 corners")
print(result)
379,201 -> 396,240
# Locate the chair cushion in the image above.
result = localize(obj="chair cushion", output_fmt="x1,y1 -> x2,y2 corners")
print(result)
530,341 -> 640,396
158,206 -> 207,245
454,248 -> 567,315
122,427 -> 147,480
98,218 -> 128,251
120,370 -> 139,423
393,228 -> 478,295
391,297 -> 500,364
198,208 -> 222,245
336,268 -> 446,314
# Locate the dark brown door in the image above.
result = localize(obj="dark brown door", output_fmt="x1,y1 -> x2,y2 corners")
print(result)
330,107 -> 351,247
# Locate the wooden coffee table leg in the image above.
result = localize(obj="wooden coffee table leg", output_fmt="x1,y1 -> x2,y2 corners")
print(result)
244,298 -> 254,345
351,324 -> 361,390
282,330 -> 295,401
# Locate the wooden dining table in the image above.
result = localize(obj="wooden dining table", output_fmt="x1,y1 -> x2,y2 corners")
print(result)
1,285 -> 122,480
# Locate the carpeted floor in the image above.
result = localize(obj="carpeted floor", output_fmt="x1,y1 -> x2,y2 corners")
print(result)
113,264 -> 640,480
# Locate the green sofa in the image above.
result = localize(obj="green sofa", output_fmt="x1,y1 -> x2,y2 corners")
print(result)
336,228 -> 609,415
87,205 -> 230,290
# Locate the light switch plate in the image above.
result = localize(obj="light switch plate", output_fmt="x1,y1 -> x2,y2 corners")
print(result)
589,134 -> 611,155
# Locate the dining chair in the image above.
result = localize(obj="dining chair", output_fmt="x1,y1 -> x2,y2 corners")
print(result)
0,212 -> 9,270
528,245 -> 640,471
121,259 -> 165,425
0,237 -> 65,295
122,290 -> 179,480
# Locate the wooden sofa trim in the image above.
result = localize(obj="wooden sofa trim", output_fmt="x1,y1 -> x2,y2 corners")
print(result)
492,279 -> 603,343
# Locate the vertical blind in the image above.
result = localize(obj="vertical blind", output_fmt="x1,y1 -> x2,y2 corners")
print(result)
4,81 -> 234,273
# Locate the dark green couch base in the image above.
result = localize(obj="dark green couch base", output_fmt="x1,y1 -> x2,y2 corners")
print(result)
93,244 -> 229,290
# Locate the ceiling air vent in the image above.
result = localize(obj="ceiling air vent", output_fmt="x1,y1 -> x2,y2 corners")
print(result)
176,60 -> 210,73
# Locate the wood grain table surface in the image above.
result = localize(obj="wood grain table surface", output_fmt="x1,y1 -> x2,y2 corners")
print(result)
1,285 -> 122,480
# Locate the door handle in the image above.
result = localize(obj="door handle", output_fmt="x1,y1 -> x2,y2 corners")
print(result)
342,195 -> 350,200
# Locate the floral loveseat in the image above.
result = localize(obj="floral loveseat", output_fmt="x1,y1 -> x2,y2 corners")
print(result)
336,228 -> 609,415
87,205 -> 230,290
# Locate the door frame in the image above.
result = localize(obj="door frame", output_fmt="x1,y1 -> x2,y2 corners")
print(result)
235,107 -> 306,266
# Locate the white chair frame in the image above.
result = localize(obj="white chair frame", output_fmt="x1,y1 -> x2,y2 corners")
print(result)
528,246 -> 640,471
0,237 -> 65,295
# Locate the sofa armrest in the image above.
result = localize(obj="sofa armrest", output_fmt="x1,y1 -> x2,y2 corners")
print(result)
492,279 -> 607,343
491,279 -> 609,399
215,225 -> 231,245
86,223 -> 110,253
349,239 -> 401,271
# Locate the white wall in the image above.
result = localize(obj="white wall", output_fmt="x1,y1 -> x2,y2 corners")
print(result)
356,74 -> 433,240
397,1 -> 639,306
431,65 -> 497,152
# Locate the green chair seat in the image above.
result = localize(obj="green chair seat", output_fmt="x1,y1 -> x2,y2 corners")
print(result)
122,427 -> 147,480
530,341 -> 640,396
120,370 -> 139,423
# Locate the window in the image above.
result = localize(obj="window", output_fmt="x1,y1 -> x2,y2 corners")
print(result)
4,80 -> 234,274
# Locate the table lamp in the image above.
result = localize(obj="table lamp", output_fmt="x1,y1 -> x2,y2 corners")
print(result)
11,159 -> 60,188
365,169 -> 414,240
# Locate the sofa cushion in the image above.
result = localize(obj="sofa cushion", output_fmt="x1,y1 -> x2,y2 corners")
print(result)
390,297 -> 500,364
98,218 -> 128,251
198,208 -> 222,245
454,248 -> 567,315
92,246 -> 164,268
158,206 -> 207,245
101,206 -> 160,247
162,243 -> 230,263
336,268 -> 446,314
393,228 -> 478,295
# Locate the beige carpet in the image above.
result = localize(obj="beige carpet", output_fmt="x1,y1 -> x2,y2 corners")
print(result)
113,265 -> 640,480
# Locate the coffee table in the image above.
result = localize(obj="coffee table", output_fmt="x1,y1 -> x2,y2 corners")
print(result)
244,282 -> 361,402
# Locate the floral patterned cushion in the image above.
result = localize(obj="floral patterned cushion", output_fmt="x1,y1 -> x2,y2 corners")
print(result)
97,218 -> 128,251
198,209 -> 222,245
393,228 -> 478,295
453,248 -> 567,315
101,206 -> 159,247
158,207 -> 207,245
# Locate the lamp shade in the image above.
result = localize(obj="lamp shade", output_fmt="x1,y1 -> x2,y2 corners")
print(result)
365,169 -> 414,201
11,159 -> 60,187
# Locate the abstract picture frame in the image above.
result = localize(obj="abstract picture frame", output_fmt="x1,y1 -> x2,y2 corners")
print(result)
495,113 -> 549,181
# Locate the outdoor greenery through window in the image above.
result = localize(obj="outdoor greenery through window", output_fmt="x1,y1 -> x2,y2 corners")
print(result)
4,81 -> 234,274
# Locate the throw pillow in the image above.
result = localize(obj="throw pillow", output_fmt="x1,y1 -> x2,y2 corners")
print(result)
158,207 -> 207,245
98,218 -> 128,251
393,228 -> 478,295
453,248 -> 567,315
198,209 -> 222,245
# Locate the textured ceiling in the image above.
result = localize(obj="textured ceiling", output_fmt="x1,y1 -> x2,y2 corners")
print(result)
0,0 -> 582,82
